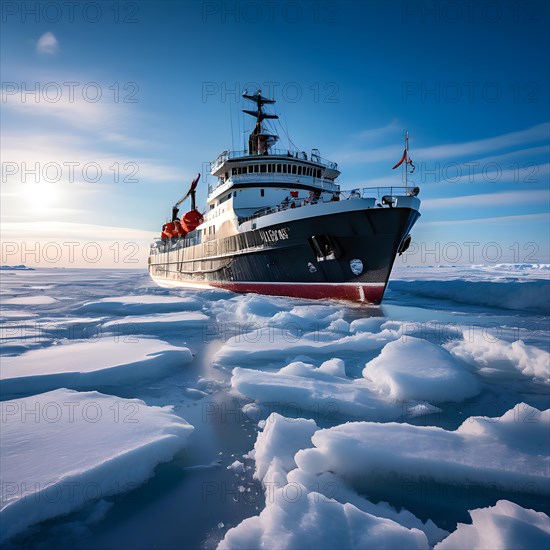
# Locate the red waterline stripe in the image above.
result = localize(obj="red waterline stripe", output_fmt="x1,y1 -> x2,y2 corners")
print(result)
209,281 -> 385,304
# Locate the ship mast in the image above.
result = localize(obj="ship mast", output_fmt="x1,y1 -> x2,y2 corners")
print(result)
242,90 -> 279,155
405,131 -> 409,193
392,131 -> 415,193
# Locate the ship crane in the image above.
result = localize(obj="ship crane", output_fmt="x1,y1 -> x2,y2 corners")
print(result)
160,173 -> 203,240
172,173 -> 200,221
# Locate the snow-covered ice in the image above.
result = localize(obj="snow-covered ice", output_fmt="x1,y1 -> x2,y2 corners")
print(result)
445,329 -> 550,384
231,361 -> 404,421
295,404 -> 550,496
1,338 -> 193,398
435,500 -> 550,550
231,340 -> 482,422
215,323 -> 402,369
219,489 -> 431,550
363,337 -> 481,402
2,295 -> 57,306
0,388 -> 194,542
390,264 -> 550,313
1,265 -> 548,548
219,413 -> 447,549
75,294 -> 204,316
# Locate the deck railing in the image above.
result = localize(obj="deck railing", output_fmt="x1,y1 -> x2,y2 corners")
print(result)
207,173 -> 339,196
238,186 -> 417,224
151,185 -> 418,253
211,149 -> 339,173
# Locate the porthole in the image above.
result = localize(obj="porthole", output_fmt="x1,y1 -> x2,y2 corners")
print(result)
350,259 -> 363,275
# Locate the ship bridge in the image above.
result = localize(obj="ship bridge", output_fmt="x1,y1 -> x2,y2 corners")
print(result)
207,148 -> 340,203
200,90 -> 345,226
207,90 -> 340,209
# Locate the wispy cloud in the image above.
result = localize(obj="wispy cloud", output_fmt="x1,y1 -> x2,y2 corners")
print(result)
346,161 -> 550,190
1,86 -> 133,136
1,221 -> 154,240
335,122 -> 550,165
352,120 -> 401,142
415,123 -> 550,161
2,131 -> 185,184
36,32 -> 59,55
420,212 -> 550,227
422,190 -> 550,210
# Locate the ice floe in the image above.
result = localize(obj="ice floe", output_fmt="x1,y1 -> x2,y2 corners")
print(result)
0,389 -> 194,542
215,324 -> 401,369
388,279 -> 550,313
231,361 -> 403,421
445,330 -> 550,384
1,338 -> 193,398
231,338 -> 482,422
2,295 -> 57,306
75,294 -> 203,316
435,500 -> 550,549
102,311 -> 209,334
218,413 -> 446,549
295,403 -> 550,496
363,337 -> 481,402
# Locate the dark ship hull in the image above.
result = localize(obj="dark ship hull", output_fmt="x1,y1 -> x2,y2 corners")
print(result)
149,204 -> 419,303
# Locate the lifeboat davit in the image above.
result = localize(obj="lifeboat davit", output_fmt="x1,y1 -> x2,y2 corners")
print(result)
181,210 -> 204,233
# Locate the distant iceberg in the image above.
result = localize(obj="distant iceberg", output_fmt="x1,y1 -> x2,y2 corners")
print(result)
0,265 -> 34,270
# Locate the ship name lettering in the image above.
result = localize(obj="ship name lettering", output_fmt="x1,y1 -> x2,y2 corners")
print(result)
260,227 -> 290,243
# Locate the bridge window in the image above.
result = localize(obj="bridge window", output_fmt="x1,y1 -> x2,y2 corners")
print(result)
254,165 -> 259,173
283,164 -> 287,173
277,164 -> 281,172
292,165 -> 297,174
298,166 -> 302,175
261,189 -> 265,197
260,165 -> 266,173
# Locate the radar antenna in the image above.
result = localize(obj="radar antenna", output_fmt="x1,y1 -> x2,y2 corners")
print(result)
242,90 -> 279,155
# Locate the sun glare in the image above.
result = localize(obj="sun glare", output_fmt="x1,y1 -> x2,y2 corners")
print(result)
18,182 -> 60,211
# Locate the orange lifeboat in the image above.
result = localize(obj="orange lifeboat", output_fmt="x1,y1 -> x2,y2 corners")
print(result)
161,221 -> 176,240
181,210 -> 204,233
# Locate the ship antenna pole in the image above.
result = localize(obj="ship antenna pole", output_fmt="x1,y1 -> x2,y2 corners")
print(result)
405,130 -> 409,194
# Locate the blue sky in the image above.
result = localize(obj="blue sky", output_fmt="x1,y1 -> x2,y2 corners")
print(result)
1,0 -> 549,267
